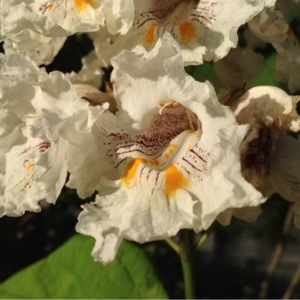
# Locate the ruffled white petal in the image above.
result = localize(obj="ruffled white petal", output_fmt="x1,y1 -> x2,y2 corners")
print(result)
67,51 -> 104,88
73,36 -> 265,264
3,30 -> 66,65
100,0 -> 134,35
230,86 -> 300,132
0,53 -> 87,216
58,104 -> 112,198
0,0 -> 103,37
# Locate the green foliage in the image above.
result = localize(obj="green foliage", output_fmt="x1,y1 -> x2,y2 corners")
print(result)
0,235 -> 167,299
185,62 -> 215,82
251,54 -> 278,87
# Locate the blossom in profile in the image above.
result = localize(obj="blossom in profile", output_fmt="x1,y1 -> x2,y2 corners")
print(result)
0,53 -> 87,217
227,86 -> 300,199
91,0 -> 276,65
60,35 -> 266,264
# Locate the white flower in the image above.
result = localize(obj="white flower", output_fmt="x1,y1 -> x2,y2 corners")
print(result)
228,86 -> 300,197
0,53 -> 87,217
60,36 -> 265,264
91,0 -> 276,65
0,0 -> 134,38
230,86 -> 300,132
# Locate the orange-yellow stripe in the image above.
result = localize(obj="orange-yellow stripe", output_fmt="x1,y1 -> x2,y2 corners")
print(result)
143,23 -> 159,46
74,0 -> 98,12
26,163 -> 36,171
179,21 -> 197,44
165,165 -> 189,199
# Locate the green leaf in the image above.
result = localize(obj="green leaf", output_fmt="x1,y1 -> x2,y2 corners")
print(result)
185,63 -> 215,82
0,235 -> 167,299
251,54 -> 278,86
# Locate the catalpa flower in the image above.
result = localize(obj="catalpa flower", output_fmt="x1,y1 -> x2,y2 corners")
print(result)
219,86 -> 300,226
227,86 -> 300,198
91,0 -> 276,65
0,0 -> 134,38
59,35 -> 265,264
0,53 -> 87,217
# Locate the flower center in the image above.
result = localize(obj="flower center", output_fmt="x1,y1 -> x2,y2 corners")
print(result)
151,0 -> 197,25
102,101 -> 208,199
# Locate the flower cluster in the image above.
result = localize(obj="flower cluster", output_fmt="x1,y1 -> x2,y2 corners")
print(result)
1,0 -> 300,264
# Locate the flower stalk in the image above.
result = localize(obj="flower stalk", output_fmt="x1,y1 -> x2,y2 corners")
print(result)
178,230 -> 195,299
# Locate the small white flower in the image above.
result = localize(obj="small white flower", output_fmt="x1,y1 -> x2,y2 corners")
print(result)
91,0 -> 276,65
61,36 -> 265,264
0,53 -> 87,217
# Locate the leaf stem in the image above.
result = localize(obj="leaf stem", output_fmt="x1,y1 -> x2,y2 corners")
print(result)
165,237 -> 180,255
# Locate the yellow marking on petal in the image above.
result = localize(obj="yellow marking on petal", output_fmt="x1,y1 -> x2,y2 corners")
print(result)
150,160 -> 160,166
122,158 -> 147,187
74,0 -> 97,12
26,163 -> 36,171
165,165 -> 189,199
47,3 -> 55,11
143,23 -> 159,46
164,144 -> 178,159
179,21 -> 197,44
